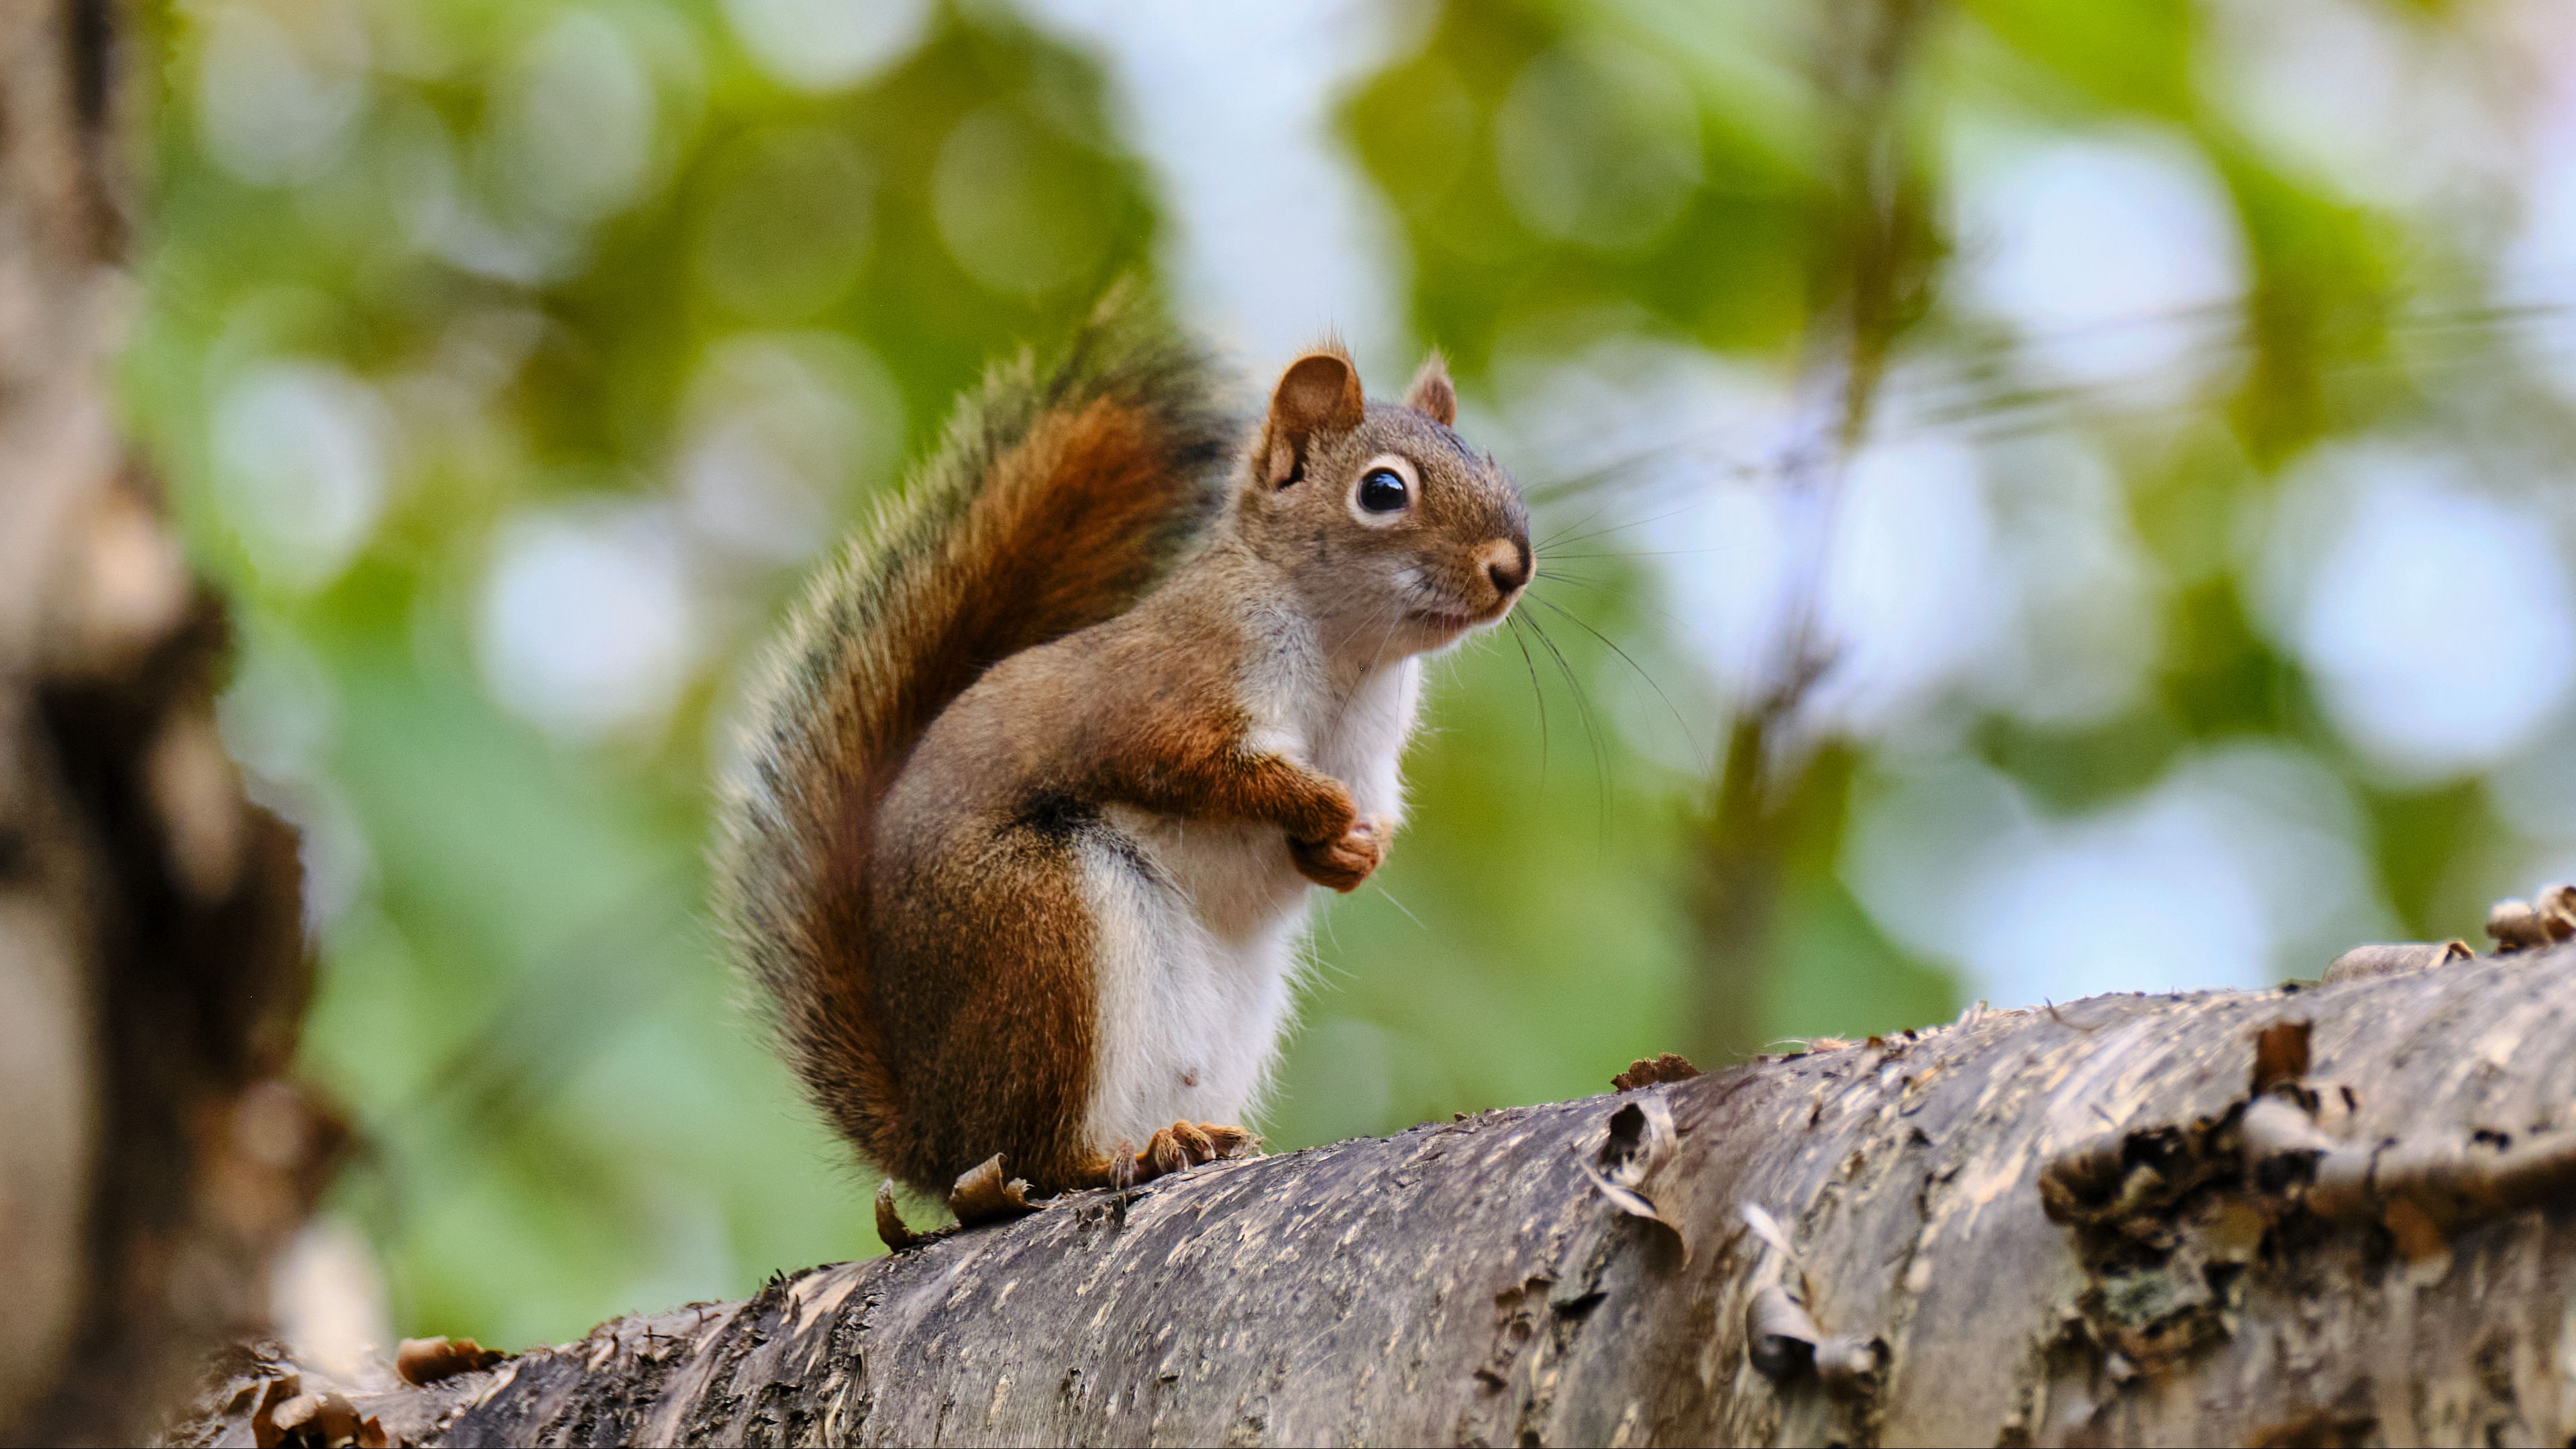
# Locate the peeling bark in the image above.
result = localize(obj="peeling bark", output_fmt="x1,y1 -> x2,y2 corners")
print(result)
170,949 -> 2576,1446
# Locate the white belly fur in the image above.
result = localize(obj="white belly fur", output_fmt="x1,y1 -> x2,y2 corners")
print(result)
1078,658 -> 1421,1151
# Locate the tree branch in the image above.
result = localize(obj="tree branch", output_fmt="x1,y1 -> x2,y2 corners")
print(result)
170,948 -> 2576,1446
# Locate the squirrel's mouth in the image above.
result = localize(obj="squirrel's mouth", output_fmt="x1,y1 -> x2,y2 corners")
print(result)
1409,602 -> 1504,636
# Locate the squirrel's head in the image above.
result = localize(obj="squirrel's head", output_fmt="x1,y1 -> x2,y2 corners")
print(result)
1238,345 -> 1532,658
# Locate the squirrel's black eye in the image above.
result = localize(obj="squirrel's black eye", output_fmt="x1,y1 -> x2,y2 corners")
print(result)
1357,468 -> 1409,513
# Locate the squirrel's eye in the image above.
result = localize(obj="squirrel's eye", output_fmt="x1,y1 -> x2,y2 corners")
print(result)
1357,468 -> 1409,513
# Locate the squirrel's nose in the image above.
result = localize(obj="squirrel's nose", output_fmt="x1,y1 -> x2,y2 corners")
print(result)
1479,538 -> 1531,598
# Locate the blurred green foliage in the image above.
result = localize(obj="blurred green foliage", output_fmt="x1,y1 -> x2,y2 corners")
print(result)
137,0 -> 2576,1352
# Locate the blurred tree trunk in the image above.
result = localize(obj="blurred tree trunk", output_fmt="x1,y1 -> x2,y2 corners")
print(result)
0,3 -> 329,1444
172,951 -> 2576,1447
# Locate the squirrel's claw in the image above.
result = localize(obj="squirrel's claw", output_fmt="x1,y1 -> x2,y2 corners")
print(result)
1124,1120 -> 1260,1186
1291,817 -> 1387,892
1197,1122 -> 1258,1158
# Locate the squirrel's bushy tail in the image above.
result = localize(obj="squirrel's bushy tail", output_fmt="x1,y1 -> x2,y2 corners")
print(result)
712,288 -> 1236,1177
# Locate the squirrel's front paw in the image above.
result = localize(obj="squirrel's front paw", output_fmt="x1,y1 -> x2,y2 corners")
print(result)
1291,816 -> 1387,892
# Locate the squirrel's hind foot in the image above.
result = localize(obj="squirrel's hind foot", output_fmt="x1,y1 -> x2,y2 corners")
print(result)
1108,1121 -> 1260,1188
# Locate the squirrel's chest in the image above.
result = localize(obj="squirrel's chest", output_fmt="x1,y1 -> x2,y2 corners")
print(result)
1103,657 -> 1421,941
1077,660 -> 1424,1145
1304,660 -> 1424,820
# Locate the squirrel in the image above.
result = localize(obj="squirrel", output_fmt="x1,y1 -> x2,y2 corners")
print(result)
713,290 -> 1532,1217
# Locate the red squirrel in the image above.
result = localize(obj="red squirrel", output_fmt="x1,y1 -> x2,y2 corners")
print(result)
714,290 -> 1531,1220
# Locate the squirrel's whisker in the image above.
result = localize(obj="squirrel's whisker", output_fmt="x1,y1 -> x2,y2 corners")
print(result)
1371,881 -> 1428,933
1505,611 -> 1551,786
1527,594 -> 1699,757
1541,547 -> 1729,561
1538,495 -> 1625,550
1531,571 -> 1703,652
1519,611 -> 1613,840
1540,498 -> 1714,556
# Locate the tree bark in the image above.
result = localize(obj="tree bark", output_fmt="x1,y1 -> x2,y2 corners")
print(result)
169,947 -> 2576,1446
0,3 -> 327,1444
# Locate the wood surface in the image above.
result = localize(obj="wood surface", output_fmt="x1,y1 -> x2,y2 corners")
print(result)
170,949 -> 2576,1446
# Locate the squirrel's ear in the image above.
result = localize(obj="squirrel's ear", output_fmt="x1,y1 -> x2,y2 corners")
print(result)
1402,351 -> 1456,427
1263,349 -> 1365,485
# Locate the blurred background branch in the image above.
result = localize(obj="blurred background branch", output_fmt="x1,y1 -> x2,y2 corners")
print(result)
1688,0 -> 1941,1069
